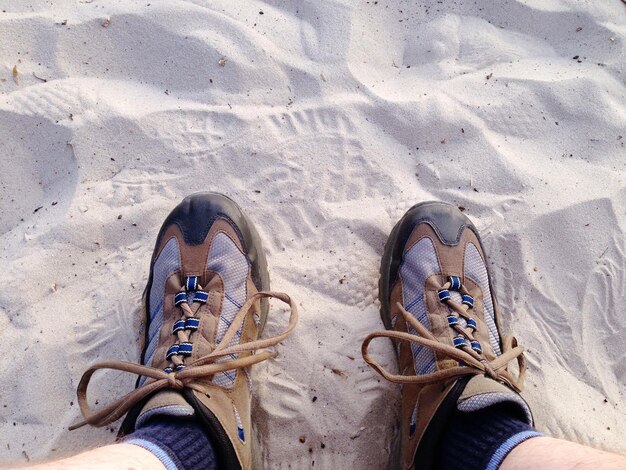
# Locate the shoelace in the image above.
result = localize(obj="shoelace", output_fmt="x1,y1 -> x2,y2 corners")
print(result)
69,290 -> 297,430
362,276 -> 526,392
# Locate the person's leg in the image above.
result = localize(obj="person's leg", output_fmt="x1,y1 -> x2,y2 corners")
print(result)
21,415 -> 218,470
434,403 -> 626,469
362,201 -> 625,469
501,436 -> 626,470
23,444 -> 165,470
120,415 -> 218,470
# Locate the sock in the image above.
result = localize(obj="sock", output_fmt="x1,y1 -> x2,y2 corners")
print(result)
434,404 -> 542,470
124,416 -> 217,470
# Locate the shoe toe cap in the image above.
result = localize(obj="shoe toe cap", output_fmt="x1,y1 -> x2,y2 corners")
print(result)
402,201 -> 474,246
158,192 -> 246,247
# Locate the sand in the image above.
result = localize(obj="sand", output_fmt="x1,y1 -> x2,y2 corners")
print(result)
1,0 -> 625,467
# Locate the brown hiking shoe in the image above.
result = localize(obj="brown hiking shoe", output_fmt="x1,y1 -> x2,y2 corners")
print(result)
70,192 -> 298,470
362,202 -> 531,469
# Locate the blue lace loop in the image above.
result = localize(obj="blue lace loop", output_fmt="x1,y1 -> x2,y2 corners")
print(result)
461,294 -> 474,308
453,337 -> 467,348
438,289 -> 451,301
166,344 -> 180,360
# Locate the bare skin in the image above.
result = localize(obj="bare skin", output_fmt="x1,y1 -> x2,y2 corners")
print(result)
20,444 -> 165,470
501,436 -> 626,470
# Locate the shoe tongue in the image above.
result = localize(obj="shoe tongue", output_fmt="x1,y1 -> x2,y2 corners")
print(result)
457,375 -> 533,425
136,390 -> 195,428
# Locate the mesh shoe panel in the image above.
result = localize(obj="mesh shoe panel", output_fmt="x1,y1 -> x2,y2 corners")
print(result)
400,237 -> 440,375
206,232 -> 251,388
457,391 -> 532,424
464,242 -> 501,356
141,237 -> 182,385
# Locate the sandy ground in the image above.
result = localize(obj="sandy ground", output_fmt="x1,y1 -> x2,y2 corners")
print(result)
1,0 -> 625,467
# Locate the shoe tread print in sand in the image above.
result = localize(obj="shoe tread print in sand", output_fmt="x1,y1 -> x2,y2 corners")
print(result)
70,193 -> 298,470
363,201 -> 533,470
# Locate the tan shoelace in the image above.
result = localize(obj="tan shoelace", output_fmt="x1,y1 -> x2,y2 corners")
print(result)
69,291 -> 297,430
362,295 -> 526,392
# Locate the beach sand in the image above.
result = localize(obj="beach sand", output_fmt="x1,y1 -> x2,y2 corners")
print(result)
1,0 -> 625,467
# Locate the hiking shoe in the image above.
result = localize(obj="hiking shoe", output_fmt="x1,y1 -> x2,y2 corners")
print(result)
71,192 -> 298,470
362,202 -> 531,469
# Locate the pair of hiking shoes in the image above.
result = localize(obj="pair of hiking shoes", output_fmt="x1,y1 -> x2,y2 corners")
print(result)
71,193 -> 530,469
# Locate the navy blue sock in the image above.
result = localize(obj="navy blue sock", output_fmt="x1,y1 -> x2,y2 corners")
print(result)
434,404 -> 542,470
125,416 -> 217,470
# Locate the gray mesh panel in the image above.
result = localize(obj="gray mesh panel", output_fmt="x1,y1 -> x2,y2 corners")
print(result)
136,404 -> 195,428
464,242 -> 501,355
140,237 -> 181,385
400,237 -> 440,375
206,232 -> 250,388
458,391 -> 532,424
